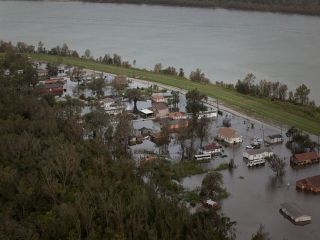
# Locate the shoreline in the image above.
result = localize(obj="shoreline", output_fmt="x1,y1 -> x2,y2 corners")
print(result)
28,0 -> 320,16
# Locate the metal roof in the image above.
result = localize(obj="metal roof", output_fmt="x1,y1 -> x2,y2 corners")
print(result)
140,109 -> 153,115
280,202 -> 309,219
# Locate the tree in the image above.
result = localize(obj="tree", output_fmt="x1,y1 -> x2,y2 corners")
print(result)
268,155 -> 286,177
178,68 -> 184,78
126,88 -> 142,113
87,77 -> 105,98
196,117 -> 211,148
251,225 -> 270,240
200,172 -> 224,200
113,53 -> 122,66
294,84 -> 310,105
61,43 -> 70,56
168,90 -> 179,111
154,63 -> 162,73
190,68 -> 209,83
84,49 -> 91,59
278,84 -> 288,101
186,89 -> 207,116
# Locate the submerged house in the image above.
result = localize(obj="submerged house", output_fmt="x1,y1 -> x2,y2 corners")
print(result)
168,112 -> 187,120
150,102 -> 169,118
151,93 -> 165,103
216,127 -> 242,144
280,202 -> 311,225
35,83 -> 64,96
265,134 -> 284,144
201,143 -> 222,155
100,97 -> 124,115
290,152 -> 320,167
168,119 -> 189,132
243,148 -> 274,161
296,175 -> 320,193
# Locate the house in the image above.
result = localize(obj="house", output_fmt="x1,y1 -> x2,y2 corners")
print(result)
138,127 -> 153,137
201,143 -> 222,155
139,156 -> 159,165
151,93 -> 165,103
35,83 -> 64,96
168,119 -> 189,132
243,148 -> 274,160
168,112 -> 187,120
150,102 -> 169,118
57,66 -> 67,77
100,97 -> 124,115
204,199 -> 218,208
41,77 -> 65,85
266,134 -> 284,144
290,152 -> 320,167
140,108 -> 154,118
150,132 -> 167,144
36,68 -> 48,78
3,69 -> 10,76
296,175 -> 320,193
216,127 -> 242,144
113,75 -> 128,88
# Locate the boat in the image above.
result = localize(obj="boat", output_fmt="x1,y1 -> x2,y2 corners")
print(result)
194,153 -> 211,161
280,202 -> 311,225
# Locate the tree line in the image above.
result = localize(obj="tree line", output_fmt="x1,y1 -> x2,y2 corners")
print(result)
216,73 -> 318,108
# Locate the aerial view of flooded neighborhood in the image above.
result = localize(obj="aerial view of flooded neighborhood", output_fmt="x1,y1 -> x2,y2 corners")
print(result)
0,1 -> 320,239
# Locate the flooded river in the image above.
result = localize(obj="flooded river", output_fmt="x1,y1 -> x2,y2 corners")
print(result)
1,1 -> 320,103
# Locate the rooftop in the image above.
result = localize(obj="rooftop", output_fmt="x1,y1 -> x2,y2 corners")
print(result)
293,152 -> 319,162
218,127 -> 238,138
297,175 -> 320,187
268,134 -> 283,139
140,109 -> 153,115
280,202 -> 310,219
151,102 -> 168,111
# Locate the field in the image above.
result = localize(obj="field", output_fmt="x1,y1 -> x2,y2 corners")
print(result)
24,53 -> 320,135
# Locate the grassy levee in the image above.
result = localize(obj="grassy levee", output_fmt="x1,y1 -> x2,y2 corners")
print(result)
19,53 -> 320,135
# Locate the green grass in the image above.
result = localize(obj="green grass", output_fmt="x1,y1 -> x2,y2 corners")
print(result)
21,53 -> 320,135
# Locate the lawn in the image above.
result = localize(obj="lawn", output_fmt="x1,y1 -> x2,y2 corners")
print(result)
22,53 -> 320,135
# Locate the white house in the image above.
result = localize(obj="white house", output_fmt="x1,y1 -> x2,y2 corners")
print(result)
266,134 -> 284,144
243,148 -> 274,161
217,127 -> 242,144
100,98 -> 124,115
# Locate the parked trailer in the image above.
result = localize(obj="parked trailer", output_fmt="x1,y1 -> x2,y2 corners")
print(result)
194,154 -> 212,161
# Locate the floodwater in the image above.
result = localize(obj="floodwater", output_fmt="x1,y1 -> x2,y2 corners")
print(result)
182,114 -> 320,240
1,1 -> 320,103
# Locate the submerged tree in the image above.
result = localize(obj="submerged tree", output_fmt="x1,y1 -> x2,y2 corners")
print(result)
126,88 -> 142,113
268,155 -> 286,177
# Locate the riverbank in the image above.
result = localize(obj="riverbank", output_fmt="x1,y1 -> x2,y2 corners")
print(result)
19,53 -> 320,135
48,0 -> 320,16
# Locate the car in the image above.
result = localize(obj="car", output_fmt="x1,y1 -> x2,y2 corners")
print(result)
246,145 -> 254,149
